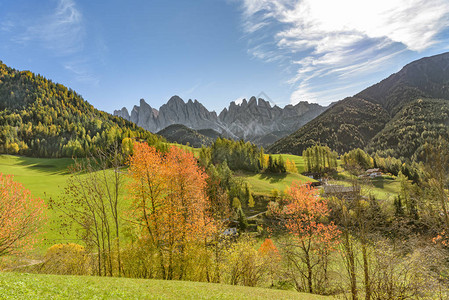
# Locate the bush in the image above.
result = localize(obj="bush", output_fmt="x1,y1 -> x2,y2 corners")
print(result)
40,243 -> 90,275
224,236 -> 265,287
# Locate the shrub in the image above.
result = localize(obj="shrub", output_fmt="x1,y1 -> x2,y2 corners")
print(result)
40,243 -> 90,275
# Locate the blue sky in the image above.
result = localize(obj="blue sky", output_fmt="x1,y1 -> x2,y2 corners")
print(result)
1,0 -> 449,113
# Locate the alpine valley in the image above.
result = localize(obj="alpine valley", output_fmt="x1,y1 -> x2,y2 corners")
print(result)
1,48 -> 449,299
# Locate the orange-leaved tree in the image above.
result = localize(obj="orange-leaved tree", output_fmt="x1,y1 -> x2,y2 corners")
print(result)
270,182 -> 340,294
259,238 -> 281,286
0,173 -> 46,256
127,143 -> 214,280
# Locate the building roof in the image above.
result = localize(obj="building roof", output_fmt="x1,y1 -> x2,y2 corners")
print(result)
323,185 -> 361,195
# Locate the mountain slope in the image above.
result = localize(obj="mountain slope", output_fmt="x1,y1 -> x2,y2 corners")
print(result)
157,124 -> 217,147
268,97 -> 390,154
268,52 -> 449,157
365,98 -> 449,159
0,61 -> 163,157
357,52 -> 449,113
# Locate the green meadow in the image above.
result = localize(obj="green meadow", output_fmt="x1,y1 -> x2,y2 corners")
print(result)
0,272 -> 329,300
236,171 -> 315,196
331,170 -> 401,201
0,155 -> 75,253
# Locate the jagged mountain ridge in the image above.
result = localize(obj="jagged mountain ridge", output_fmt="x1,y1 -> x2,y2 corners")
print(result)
114,96 -> 326,146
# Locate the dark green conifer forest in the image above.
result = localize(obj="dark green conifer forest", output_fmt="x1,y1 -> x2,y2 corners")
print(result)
0,62 -> 164,157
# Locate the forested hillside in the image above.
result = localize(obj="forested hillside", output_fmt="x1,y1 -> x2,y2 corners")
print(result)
366,98 -> 449,159
268,52 -> 449,159
0,61 -> 164,157
157,124 -> 216,147
268,97 -> 389,155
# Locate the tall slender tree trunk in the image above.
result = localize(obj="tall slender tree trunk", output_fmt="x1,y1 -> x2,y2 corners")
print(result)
343,231 -> 358,300
361,240 -> 371,300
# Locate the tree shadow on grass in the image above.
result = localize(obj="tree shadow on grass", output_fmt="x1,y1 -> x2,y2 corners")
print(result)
259,172 -> 288,183
371,178 -> 384,189
371,176 -> 395,190
15,156 -> 73,175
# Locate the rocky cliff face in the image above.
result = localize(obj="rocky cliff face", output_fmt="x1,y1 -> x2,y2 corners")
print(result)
114,95 -> 326,146
218,96 -> 325,141
113,107 -> 130,121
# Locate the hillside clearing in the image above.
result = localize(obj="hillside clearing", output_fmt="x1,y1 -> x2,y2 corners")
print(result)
236,171 -> 315,196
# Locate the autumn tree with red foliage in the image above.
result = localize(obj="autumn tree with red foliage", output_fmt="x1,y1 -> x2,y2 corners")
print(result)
269,182 -> 340,294
0,173 -> 46,256
127,143 -> 214,280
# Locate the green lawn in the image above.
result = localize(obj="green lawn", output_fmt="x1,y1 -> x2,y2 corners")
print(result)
237,171 -> 315,196
0,272 -> 328,300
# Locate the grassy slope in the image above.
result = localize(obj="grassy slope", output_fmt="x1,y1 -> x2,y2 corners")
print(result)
170,143 -> 201,157
331,170 -> 401,201
0,155 -> 131,253
0,155 -> 72,199
0,272 -> 328,300
0,155 -> 74,252
236,172 -> 314,196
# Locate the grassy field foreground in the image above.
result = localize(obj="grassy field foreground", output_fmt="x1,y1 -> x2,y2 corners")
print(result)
0,272 -> 328,300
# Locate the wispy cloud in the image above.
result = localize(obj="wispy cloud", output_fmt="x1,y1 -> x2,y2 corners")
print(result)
64,59 -> 99,86
0,20 -> 15,32
5,0 -> 100,85
238,0 -> 449,104
181,81 -> 202,96
15,0 -> 84,55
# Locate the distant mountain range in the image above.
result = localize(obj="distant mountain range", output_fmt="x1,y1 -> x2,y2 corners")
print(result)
114,96 -> 327,147
268,52 -> 449,159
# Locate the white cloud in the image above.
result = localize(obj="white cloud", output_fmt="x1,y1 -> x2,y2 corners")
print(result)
15,0 -> 84,55
234,97 -> 245,105
239,0 -> 449,104
0,20 -> 14,32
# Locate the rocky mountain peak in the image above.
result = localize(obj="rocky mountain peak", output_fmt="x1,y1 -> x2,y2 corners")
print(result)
115,95 -> 327,146
258,98 -> 271,108
113,107 -> 130,121
166,95 -> 184,107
